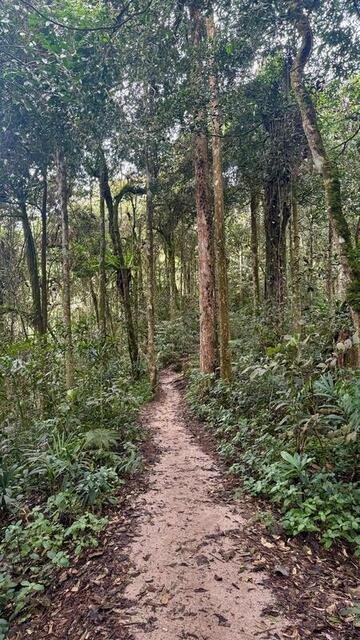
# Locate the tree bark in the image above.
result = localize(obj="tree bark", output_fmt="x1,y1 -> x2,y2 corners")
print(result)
167,234 -> 178,320
98,184 -> 107,340
0,240 -> 5,336
327,217 -> 334,315
289,0 -> 360,347
264,173 -> 291,314
40,170 -> 48,333
291,180 -> 301,330
99,155 -> 140,375
190,4 -> 217,375
146,151 -> 157,390
55,148 -> 75,390
250,189 -> 260,313
207,14 -> 231,381
19,200 -> 44,335
89,277 -> 100,328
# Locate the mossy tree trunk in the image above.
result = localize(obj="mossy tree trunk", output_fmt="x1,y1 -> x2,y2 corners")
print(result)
289,0 -> 360,355
98,180 -> 107,341
250,188 -> 261,314
56,148 -> 75,390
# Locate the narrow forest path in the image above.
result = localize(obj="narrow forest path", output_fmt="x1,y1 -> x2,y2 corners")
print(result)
120,370 -> 289,639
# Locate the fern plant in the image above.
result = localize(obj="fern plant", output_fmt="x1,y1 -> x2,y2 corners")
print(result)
83,429 -> 119,451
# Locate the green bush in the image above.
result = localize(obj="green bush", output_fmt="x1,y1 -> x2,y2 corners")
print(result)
187,329 -> 360,554
0,334 -> 152,629
157,313 -> 198,369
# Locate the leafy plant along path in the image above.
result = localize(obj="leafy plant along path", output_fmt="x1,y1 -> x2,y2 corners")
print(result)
121,370 -> 287,639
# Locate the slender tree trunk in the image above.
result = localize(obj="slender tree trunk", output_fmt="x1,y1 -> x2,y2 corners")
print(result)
164,246 -> 170,311
146,151 -> 157,390
100,156 -> 139,375
291,181 -> 301,330
56,148 -> 75,390
98,185 -> 106,340
19,200 -> 44,335
190,5 -> 217,374
238,246 -> 243,302
289,0 -> 360,355
307,213 -> 314,305
207,14 -> 231,381
288,219 -> 293,294
0,240 -> 4,336
180,238 -> 185,304
138,223 -> 144,312
250,189 -> 260,313
40,170 -> 48,333
57,149 -> 75,386
327,217 -> 334,315
168,235 -> 178,320
88,278 -> 99,328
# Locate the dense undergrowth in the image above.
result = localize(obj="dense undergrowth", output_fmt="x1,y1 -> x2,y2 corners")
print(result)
172,307 -> 359,555
0,327 -> 151,636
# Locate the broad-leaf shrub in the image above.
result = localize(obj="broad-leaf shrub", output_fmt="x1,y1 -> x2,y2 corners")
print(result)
187,330 -> 360,554
0,334 -> 152,628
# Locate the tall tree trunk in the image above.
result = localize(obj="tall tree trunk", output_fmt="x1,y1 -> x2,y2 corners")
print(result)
164,246 -> 170,312
264,175 -> 291,315
168,234 -> 178,320
180,237 -> 185,304
190,4 -> 217,374
146,151 -> 157,390
238,246 -> 243,302
56,148 -> 75,390
307,212 -> 314,305
137,222 -> 144,315
40,170 -> 48,333
98,185 -> 107,340
250,189 -> 260,313
207,14 -> 231,381
289,0 -> 360,352
327,217 -> 334,316
19,200 -> 44,335
0,240 -> 5,336
99,156 -> 139,375
291,180 -> 301,331
89,278 -> 100,328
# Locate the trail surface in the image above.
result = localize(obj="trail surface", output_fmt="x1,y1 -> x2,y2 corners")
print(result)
121,370 -> 288,639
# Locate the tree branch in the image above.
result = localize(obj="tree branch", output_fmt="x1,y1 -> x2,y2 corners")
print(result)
17,0 -> 153,33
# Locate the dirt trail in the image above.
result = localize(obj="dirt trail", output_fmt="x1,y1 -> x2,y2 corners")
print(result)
121,370 -> 289,639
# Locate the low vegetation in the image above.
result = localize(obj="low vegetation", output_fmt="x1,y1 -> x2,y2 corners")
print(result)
187,309 -> 360,554
0,334 -> 151,636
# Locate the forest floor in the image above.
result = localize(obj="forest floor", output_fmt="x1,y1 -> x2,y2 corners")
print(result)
10,370 -> 359,640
